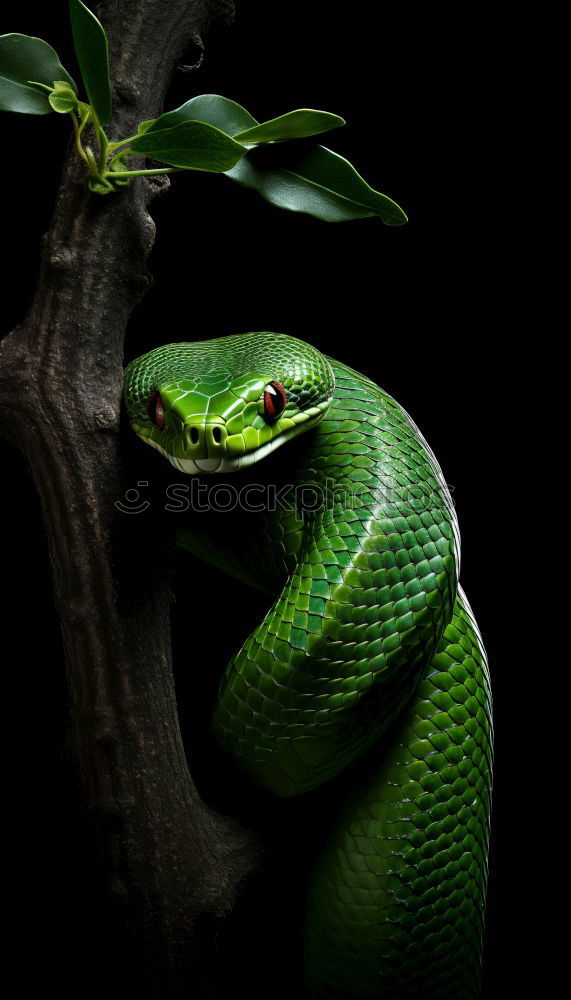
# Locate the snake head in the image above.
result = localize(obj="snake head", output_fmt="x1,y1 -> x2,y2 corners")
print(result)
123,331 -> 335,473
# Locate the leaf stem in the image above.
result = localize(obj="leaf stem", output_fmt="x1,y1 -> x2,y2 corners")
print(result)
71,112 -> 89,164
107,147 -> 134,171
107,135 -> 139,153
90,108 -> 109,175
77,106 -> 90,143
84,146 -> 100,179
105,167 -> 182,178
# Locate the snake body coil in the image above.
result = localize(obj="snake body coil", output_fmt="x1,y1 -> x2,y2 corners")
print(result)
124,332 -> 492,999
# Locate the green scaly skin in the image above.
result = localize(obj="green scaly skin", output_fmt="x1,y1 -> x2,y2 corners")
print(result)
124,332 -> 492,999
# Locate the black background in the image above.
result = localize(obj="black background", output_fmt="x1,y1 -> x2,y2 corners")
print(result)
1,2 -> 511,997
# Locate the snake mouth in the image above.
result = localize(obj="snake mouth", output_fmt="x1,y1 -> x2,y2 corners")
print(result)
135,422 -> 313,474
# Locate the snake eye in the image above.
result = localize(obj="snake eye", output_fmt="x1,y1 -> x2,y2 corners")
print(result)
263,381 -> 287,422
147,390 -> 165,430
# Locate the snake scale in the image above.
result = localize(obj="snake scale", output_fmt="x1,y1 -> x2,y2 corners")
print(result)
124,332 -> 493,999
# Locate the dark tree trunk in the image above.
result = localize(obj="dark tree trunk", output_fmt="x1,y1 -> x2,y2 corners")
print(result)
0,1 -> 256,995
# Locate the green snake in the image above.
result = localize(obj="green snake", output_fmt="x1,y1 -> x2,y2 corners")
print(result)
124,332 -> 492,999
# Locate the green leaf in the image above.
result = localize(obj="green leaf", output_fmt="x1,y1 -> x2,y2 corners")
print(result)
68,0 -> 112,124
136,118 -> 156,136
225,142 -> 407,225
147,96 -> 345,147
48,80 -> 78,113
234,109 -> 345,144
130,120 -> 247,172
0,33 -> 76,114
147,94 -> 257,138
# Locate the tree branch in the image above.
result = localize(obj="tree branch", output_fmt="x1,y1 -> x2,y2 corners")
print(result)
0,1 -> 256,995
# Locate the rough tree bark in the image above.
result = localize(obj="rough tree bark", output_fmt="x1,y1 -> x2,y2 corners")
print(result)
0,1 -> 256,995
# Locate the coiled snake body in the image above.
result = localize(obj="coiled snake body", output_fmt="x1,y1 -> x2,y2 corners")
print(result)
124,332 -> 492,999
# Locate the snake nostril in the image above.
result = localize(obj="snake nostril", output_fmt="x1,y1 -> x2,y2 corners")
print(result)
212,426 -> 222,444
190,427 -> 199,444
